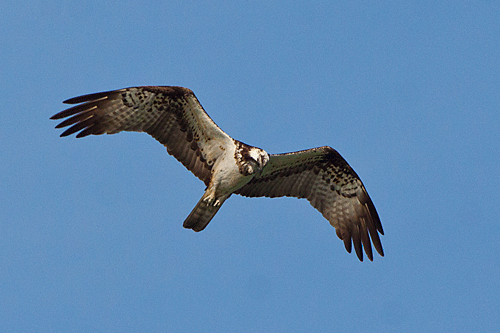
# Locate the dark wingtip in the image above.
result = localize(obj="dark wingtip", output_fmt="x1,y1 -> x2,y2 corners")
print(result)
50,110 -> 67,120
344,241 -> 352,254
62,91 -> 113,104
374,244 -> 384,257
354,248 -> 363,262
59,129 -> 73,137
75,131 -> 90,138
379,225 -> 385,235
352,246 -> 363,261
63,97 -> 81,104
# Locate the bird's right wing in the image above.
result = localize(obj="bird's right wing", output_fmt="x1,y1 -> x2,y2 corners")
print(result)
51,86 -> 234,186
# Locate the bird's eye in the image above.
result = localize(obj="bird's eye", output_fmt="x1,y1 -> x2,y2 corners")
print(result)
244,164 -> 254,176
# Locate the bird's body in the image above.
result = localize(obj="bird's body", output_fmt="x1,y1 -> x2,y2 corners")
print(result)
183,139 -> 269,231
51,86 -> 384,261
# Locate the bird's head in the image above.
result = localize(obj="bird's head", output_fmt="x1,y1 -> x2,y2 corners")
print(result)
242,147 -> 269,176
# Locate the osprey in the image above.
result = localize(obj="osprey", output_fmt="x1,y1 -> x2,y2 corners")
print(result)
51,86 -> 384,261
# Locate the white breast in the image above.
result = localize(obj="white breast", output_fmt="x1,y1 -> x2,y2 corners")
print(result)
211,145 -> 254,197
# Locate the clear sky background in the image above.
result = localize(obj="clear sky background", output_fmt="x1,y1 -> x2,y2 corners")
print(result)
1,1 -> 499,332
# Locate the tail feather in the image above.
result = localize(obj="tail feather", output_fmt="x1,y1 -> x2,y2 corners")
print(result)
183,194 -> 225,232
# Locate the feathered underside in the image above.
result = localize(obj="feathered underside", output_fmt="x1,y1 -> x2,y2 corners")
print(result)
50,86 -> 233,186
236,146 -> 384,261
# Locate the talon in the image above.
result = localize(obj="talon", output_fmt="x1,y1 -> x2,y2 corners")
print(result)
203,193 -> 218,206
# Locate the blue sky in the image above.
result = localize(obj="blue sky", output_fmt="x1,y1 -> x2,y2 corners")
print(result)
1,1 -> 499,332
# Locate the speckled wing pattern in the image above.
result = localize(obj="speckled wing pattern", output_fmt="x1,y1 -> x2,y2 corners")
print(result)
235,146 -> 384,261
50,86 -> 233,186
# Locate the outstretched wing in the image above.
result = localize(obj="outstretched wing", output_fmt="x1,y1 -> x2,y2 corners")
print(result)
235,146 -> 384,261
51,86 -> 234,185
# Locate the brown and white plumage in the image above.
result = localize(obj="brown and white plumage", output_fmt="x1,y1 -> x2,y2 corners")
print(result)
236,147 -> 384,261
51,86 -> 384,261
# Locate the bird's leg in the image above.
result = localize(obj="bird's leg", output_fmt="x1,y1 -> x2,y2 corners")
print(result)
202,183 -> 226,207
202,191 -> 219,206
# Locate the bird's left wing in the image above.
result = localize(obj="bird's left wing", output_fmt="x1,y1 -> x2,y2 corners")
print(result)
235,146 -> 384,261
51,86 -> 234,185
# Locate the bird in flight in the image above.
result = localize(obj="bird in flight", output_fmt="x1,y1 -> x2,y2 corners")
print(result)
51,86 -> 384,261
